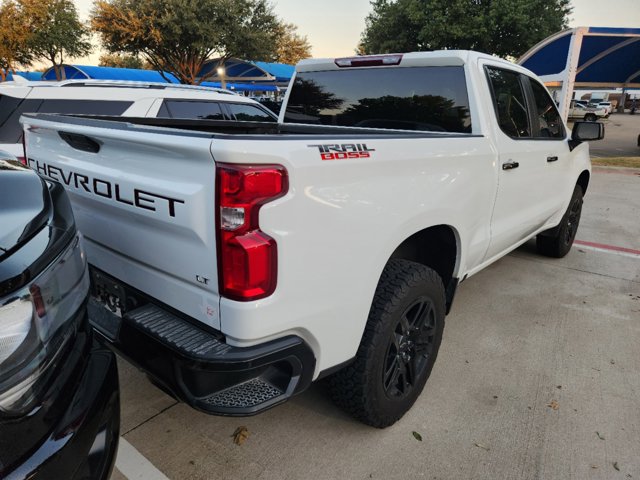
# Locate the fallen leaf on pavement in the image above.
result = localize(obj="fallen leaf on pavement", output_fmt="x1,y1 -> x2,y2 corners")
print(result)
613,462 -> 620,471
232,426 -> 250,445
474,442 -> 490,451
596,431 -> 605,440
591,465 -> 598,469
547,400 -> 559,410
412,431 -> 422,441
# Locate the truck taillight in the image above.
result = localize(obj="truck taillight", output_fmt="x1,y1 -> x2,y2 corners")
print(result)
216,163 -> 288,301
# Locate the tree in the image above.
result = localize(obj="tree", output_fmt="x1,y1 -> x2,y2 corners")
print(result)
91,0 -> 282,84
0,0 -> 33,81
360,0 -> 572,59
274,22 -> 311,65
22,0 -> 92,81
99,53 -> 149,69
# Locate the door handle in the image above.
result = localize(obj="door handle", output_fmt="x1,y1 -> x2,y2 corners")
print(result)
547,156 -> 558,162
502,161 -> 519,170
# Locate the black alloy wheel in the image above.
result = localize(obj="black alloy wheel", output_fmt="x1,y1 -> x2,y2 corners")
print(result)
383,297 -> 437,399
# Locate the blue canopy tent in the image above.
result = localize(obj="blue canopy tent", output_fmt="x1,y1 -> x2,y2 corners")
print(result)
519,27 -> 640,119
2,71 -> 43,81
41,65 -> 180,83
198,58 -> 293,89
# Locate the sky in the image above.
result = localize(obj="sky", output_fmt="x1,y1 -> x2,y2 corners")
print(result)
67,0 -> 640,66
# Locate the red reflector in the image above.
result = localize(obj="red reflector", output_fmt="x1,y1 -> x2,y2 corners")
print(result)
17,156 -> 26,166
334,54 -> 403,68
29,285 -> 46,318
216,164 -> 288,301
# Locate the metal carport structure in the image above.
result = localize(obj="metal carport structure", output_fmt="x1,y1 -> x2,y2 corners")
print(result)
518,27 -> 640,120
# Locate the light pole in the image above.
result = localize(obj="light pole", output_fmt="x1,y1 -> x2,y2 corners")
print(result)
217,66 -> 226,90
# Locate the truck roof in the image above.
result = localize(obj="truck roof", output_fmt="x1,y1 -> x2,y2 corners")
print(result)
296,50 -> 530,75
296,50 -> 536,77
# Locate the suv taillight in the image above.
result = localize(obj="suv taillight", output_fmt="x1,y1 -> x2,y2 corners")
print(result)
216,163 -> 288,301
19,134 -> 27,165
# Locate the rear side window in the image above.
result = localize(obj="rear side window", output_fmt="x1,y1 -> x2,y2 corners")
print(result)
38,100 -> 133,116
529,79 -> 565,138
486,67 -> 530,138
227,103 -> 276,122
284,66 -> 472,133
0,96 -> 43,143
158,100 -> 225,120
0,97 -> 133,144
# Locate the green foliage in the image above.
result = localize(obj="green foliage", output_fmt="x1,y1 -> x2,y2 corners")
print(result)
23,0 -> 92,80
91,0 -> 282,84
0,0 -> 33,80
360,0 -> 572,58
99,53 -> 148,69
273,22 -> 312,65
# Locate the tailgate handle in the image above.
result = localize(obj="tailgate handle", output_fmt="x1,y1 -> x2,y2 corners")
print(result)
58,132 -> 101,153
547,156 -> 558,162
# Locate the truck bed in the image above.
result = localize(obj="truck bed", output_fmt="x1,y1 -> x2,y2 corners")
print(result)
22,113 -> 480,139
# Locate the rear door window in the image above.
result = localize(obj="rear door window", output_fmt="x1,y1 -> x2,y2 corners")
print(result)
226,103 -> 276,122
485,67 -> 531,138
284,66 -> 472,133
158,100 -> 226,120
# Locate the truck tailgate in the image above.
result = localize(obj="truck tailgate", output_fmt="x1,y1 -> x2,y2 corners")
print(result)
22,115 -> 222,329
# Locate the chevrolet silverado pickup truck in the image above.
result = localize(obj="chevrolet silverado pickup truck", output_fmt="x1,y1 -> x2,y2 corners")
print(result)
21,51 -> 604,428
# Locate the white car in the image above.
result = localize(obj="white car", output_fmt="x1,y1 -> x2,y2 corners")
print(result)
22,51 -> 603,428
568,100 -> 607,121
0,79 -> 276,162
597,101 -> 613,116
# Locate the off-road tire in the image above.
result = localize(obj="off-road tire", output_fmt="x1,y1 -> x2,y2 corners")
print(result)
327,259 -> 445,428
536,185 -> 583,258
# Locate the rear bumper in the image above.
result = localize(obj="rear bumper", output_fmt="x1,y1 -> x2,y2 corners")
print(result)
88,273 -> 315,416
1,337 -> 119,480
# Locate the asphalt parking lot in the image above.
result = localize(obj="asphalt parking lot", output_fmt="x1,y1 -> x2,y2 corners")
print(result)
111,166 -> 640,480
580,113 -> 640,157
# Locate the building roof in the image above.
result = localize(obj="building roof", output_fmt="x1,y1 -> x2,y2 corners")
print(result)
519,27 -> 640,88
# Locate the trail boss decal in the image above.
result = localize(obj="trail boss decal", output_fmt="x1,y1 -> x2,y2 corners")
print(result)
308,144 -> 375,161
28,159 -> 185,218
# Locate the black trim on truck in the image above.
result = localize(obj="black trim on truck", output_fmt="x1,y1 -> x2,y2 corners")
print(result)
88,268 -> 316,416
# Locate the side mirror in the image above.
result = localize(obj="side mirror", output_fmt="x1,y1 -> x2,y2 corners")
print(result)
572,121 -> 605,142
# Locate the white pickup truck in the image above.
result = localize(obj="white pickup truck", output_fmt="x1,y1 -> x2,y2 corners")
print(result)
21,51 -> 603,428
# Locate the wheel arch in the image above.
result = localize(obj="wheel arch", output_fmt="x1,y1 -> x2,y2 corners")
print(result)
577,170 -> 590,194
388,224 -> 461,312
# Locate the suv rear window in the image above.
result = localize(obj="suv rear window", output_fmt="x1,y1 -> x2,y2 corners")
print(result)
0,97 -> 133,143
284,66 -> 472,133
0,96 -> 42,143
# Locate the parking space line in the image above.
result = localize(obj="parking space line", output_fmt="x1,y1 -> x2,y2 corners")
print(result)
116,437 -> 170,480
574,240 -> 640,259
